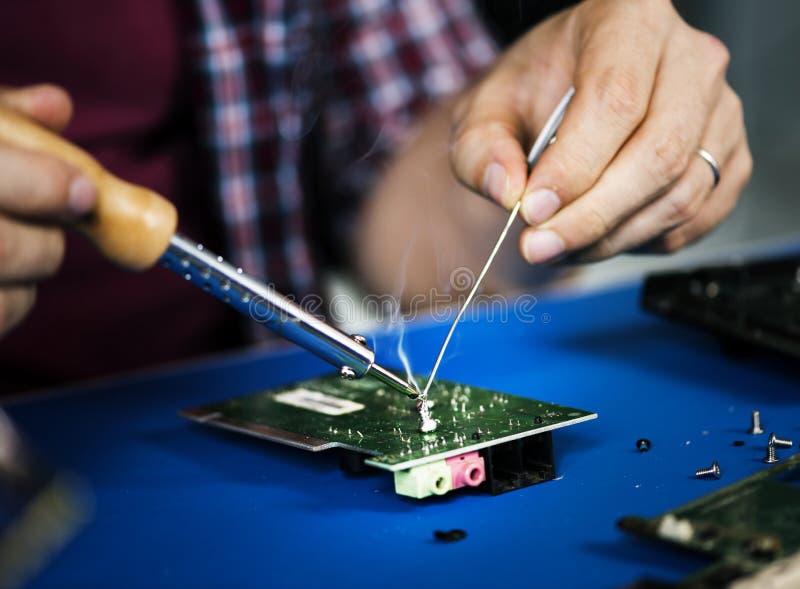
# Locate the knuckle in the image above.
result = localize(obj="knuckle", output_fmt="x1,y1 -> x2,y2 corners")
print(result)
650,133 -> 692,184
545,147 -> 596,198
583,204 -> 613,242
638,0 -> 676,34
703,33 -> 731,71
451,123 -> 484,158
665,186 -> 701,225
451,121 -> 517,184
728,90 -> 744,121
593,67 -> 647,126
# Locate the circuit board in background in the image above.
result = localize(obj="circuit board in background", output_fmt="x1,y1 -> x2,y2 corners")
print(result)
181,374 -> 596,471
619,453 -> 800,587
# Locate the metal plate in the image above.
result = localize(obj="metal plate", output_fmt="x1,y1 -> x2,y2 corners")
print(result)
181,374 -> 596,471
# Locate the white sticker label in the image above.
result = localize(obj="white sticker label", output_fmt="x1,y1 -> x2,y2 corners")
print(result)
274,389 -> 365,416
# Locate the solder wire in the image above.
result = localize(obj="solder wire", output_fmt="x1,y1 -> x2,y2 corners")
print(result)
419,199 -> 521,400
419,87 -> 576,402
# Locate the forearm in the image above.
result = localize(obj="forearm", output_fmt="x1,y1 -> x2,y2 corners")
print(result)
356,98 -> 514,305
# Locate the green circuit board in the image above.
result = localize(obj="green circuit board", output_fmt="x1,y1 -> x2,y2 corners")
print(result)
619,453 -> 800,587
181,374 -> 596,471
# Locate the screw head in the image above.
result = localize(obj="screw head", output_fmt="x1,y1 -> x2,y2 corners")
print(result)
352,334 -> 367,346
636,438 -> 651,453
339,366 -> 356,380
710,461 -> 721,478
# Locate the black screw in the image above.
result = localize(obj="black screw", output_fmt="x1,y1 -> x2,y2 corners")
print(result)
636,438 -> 651,453
471,432 -> 481,440
534,416 -> 543,424
434,529 -> 467,543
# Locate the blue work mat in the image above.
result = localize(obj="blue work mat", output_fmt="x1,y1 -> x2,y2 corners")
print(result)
5,284 -> 800,588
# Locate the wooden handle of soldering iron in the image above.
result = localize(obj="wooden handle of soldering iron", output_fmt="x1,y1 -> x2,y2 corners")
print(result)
0,104 -> 177,270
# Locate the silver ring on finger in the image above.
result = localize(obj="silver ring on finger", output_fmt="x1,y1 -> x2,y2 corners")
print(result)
696,148 -> 721,188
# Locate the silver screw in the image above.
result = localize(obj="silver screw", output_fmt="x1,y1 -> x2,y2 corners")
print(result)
339,366 -> 356,380
763,443 -> 779,464
695,461 -> 721,479
748,411 -> 764,435
352,334 -> 367,345
768,433 -> 793,449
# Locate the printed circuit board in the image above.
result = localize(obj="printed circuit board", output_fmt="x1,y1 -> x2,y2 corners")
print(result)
182,374 -> 596,498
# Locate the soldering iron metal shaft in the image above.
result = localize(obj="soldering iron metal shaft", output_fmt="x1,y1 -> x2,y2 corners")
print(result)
0,102 -> 414,401
162,234 -> 417,399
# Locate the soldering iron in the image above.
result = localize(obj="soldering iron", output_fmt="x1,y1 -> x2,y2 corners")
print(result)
0,105 -> 418,400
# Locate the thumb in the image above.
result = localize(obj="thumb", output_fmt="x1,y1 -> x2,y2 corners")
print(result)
0,84 -> 73,132
449,69 -> 530,209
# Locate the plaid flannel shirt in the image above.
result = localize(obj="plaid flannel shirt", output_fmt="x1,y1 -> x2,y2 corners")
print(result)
184,0 -> 497,302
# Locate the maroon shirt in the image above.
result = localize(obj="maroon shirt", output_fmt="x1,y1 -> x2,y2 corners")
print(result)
0,1 -> 243,393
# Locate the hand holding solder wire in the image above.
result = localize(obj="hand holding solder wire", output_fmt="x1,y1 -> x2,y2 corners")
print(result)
416,88 -> 574,433
450,0 -> 750,266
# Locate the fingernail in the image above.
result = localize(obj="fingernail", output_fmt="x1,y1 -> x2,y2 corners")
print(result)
523,229 -> 566,264
481,162 -> 508,206
522,189 -> 561,225
69,175 -> 97,215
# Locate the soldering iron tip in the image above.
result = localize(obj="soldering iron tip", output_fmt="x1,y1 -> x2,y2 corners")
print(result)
369,363 -> 418,399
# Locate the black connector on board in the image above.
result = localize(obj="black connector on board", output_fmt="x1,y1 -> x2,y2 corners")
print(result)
337,449 -> 371,475
479,432 -> 555,494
